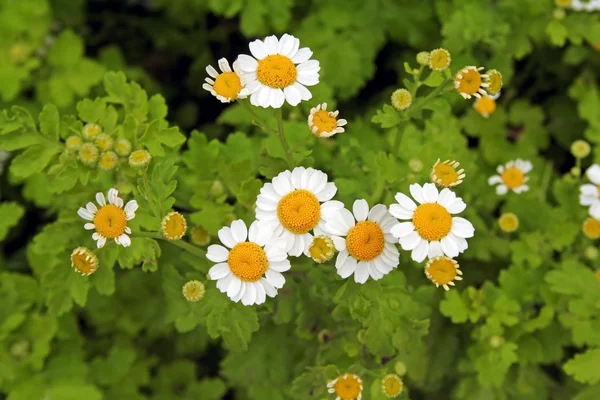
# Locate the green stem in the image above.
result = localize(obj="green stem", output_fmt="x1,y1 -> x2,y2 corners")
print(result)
275,108 -> 294,169
370,178 -> 386,205
237,99 -> 277,134
539,161 -> 553,201
134,231 -> 207,258
408,78 -> 453,117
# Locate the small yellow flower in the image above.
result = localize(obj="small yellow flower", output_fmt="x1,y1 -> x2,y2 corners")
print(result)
583,217 -> 600,239
307,235 -> 335,263
585,246 -> 598,260
191,225 -> 211,246
99,151 -> 118,171
95,133 -> 113,151
70,247 -> 99,276
555,0 -> 572,7
78,143 -> 99,166
409,159 -> 423,172
430,159 -> 465,187
394,361 -> 407,376
182,280 -> 205,302
571,140 -> 591,159
473,96 -> 497,118
425,256 -> 463,290
454,66 -> 489,99
161,211 -> 188,240
65,136 -> 83,151
203,58 -> 249,103
499,213 -> 519,233
308,103 -> 347,138
416,51 -> 430,66
114,138 -> 132,156
327,374 -> 363,400
129,150 -> 152,168
381,374 -> 403,398
485,69 -> 503,96
391,88 -> 412,111
428,48 -> 451,71
82,123 -> 102,140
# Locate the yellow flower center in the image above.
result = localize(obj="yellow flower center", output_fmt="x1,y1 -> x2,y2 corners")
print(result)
486,71 -> 503,95
71,248 -> 98,275
256,55 -> 297,89
83,124 -> 102,140
433,163 -> 459,186
182,280 -> 205,302
429,49 -> 451,71
412,203 -> 452,241
346,221 -> 385,261
277,189 -> 321,234
391,89 -> 412,111
474,97 -> 496,116
66,136 -> 83,150
227,242 -> 269,282
93,205 -> 128,239
426,257 -> 458,285
499,213 -> 519,233
583,217 -> 600,239
114,138 -> 132,156
456,68 -> 483,95
311,110 -> 337,136
333,375 -> 362,400
213,72 -> 243,100
129,150 -> 152,167
308,236 -> 335,263
501,167 -> 525,189
382,374 -> 403,398
99,152 -> 118,170
78,143 -> 99,164
162,212 -> 187,240
95,134 -> 113,151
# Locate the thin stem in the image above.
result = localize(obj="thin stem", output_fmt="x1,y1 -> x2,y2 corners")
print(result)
369,178 -> 386,205
539,161 -> 553,201
134,231 -> 207,258
275,108 -> 294,169
237,99 -> 277,134
408,78 -> 453,117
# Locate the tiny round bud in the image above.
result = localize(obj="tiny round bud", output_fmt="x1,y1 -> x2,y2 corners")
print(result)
210,180 -> 225,198
571,167 -> 581,177
409,159 -> 423,172
191,225 -> 211,246
571,140 -> 591,159
416,51 -> 430,66
95,133 -> 113,151
391,89 -> 412,111
553,8 -> 566,20
161,211 -> 188,240
114,138 -> 132,156
65,136 -> 83,151
82,123 -> 102,140
585,246 -> 598,260
555,0 -> 572,8
498,213 -> 519,233
489,335 -> 504,348
394,361 -> 407,376
78,143 -> 99,166
128,149 -> 152,168
10,339 -> 30,360
98,151 -> 118,171
182,280 -> 205,302
485,70 -> 503,96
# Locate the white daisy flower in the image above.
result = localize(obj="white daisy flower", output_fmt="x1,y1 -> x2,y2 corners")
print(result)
488,159 -> 532,195
390,183 -> 474,262
77,188 -> 138,248
307,103 -> 347,138
235,34 -> 319,108
323,199 -> 399,283
571,0 -> 600,11
255,167 -> 343,257
207,220 -> 290,306
579,164 -> 600,217
202,58 -> 249,103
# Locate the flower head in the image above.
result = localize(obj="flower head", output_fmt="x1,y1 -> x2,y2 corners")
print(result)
571,140 -> 591,159
498,213 -> 519,233
416,51 -> 430,66
391,88 -> 412,111
324,199 -> 400,283
425,256 -> 463,290
129,149 -> 152,168
583,217 -> 600,239
255,167 -> 343,256
161,211 -> 188,240
488,159 -> 532,195
485,69 -> 503,96
327,373 -> 363,400
182,280 -> 205,302
473,96 -> 497,118
191,225 -> 211,246
579,164 -> 600,217
236,34 -> 319,108
114,138 -> 132,156
82,123 -> 102,140
571,0 -> 600,11
95,133 -> 113,151
70,247 -> 99,276
555,0 -> 572,7
307,235 -> 336,263
99,151 -> 118,171
78,143 -> 99,166
65,136 -> 83,151
77,188 -> 138,248
428,48 -> 451,71
203,58 -> 249,103
308,103 -> 347,138
454,66 -> 489,99
207,220 -> 290,305
430,159 -> 465,188
390,183 -> 474,262
381,374 -> 404,398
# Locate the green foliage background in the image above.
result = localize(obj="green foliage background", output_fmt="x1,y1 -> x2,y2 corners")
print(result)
1,0 -> 600,399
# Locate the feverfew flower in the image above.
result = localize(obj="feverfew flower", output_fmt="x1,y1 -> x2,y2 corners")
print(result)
428,48 -> 451,71
70,247 -> 99,276
381,374 -> 404,398
207,220 -> 290,306
391,88 -> 412,111
571,0 -> 600,11
203,58 -> 249,103
324,199 -> 399,283
473,95 -> 497,118
308,103 -> 347,138
498,213 -> 519,233
583,217 -> 600,239
430,159 -> 465,188
82,123 -> 102,140
161,211 -> 188,240
454,66 -> 489,99
425,256 -> 463,290
306,235 -> 336,263
327,374 -> 363,400
488,159 -> 532,195
390,183 -> 474,262
255,167 -> 343,256
485,69 -> 503,96
236,34 -> 319,108
182,280 -> 205,302
77,188 -> 138,248
579,165 -> 600,217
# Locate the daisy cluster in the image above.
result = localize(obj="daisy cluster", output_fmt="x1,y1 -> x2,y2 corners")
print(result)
579,164 -> 600,239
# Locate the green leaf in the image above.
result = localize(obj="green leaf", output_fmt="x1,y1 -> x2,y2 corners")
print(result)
0,202 -> 25,241
47,30 -> 83,67
39,104 -> 60,141
564,349 -> 600,384
422,71 -> 444,87
10,145 -> 61,178
372,104 -> 402,128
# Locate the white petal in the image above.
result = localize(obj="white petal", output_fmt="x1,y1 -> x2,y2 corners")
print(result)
249,39 -> 267,60
422,183 -> 439,203
278,34 -> 294,55
254,282 -> 267,305
580,184 -> 598,196
389,204 -> 413,220
447,198 -> 466,214
353,199 -> 369,221
207,245 -> 229,262
261,278 -> 278,298
496,184 -> 508,195
390,222 -> 415,238
409,184 -> 425,204
291,82 -> 312,100
96,236 -> 107,248
368,204 -> 388,223
399,231 -> 421,250
331,235 -> 346,251
265,269 -> 285,289
441,236 -> 459,258
315,182 -> 337,202
236,54 -> 258,72
451,217 -> 475,238
580,194 -> 598,206
96,192 -> 106,206
218,227 -> 237,248
587,164 -> 600,184
85,202 -> 98,214
242,282 -> 257,306
118,234 -> 131,247
264,35 -> 279,54
230,220 -> 248,243
338,257 -> 357,278
428,241 -> 443,258
108,188 -> 118,205
437,189 -> 455,207
488,175 -> 502,185
206,64 -> 219,78
291,48 -> 312,63
209,263 -> 230,280
394,192 -> 417,211
270,88 -> 286,108
77,208 -> 94,221
353,262 -> 369,284
272,173 -> 293,196
84,223 -> 95,230
218,58 -> 232,73
124,200 -> 138,214
412,240 -> 429,262
283,85 -> 302,106
227,277 -> 242,299
268,260 -> 291,272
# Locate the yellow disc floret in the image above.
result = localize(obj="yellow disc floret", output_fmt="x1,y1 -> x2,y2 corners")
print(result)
428,48 -> 451,71
425,256 -> 462,290
555,0 -> 572,7
70,247 -> 99,276
583,217 -> 600,239
501,167 -> 525,190
455,66 -> 489,99
571,140 -> 591,159
95,133 -> 113,151
82,123 -> 102,140
93,204 -> 128,239
308,235 -> 335,263
213,72 -> 244,100
277,189 -> 321,234
498,213 -> 519,233
227,242 -> 269,282
346,221 -> 385,261
256,55 -> 297,89
310,110 -> 338,136
381,374 -> 404,398
99,151 -> 118,171
114,138 -> 132,156
65,136 -> 83,151
391,88 -> 412,111
78,143 -> 99,166
182,280 -> 205,302
161,211 -> 188,240
474,96 -> 497,118
328,374 -> 363,400
129,150 -> 152,168
485,69 -> 503,96
430,159 -> 465,187
412,203 -> 452,241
